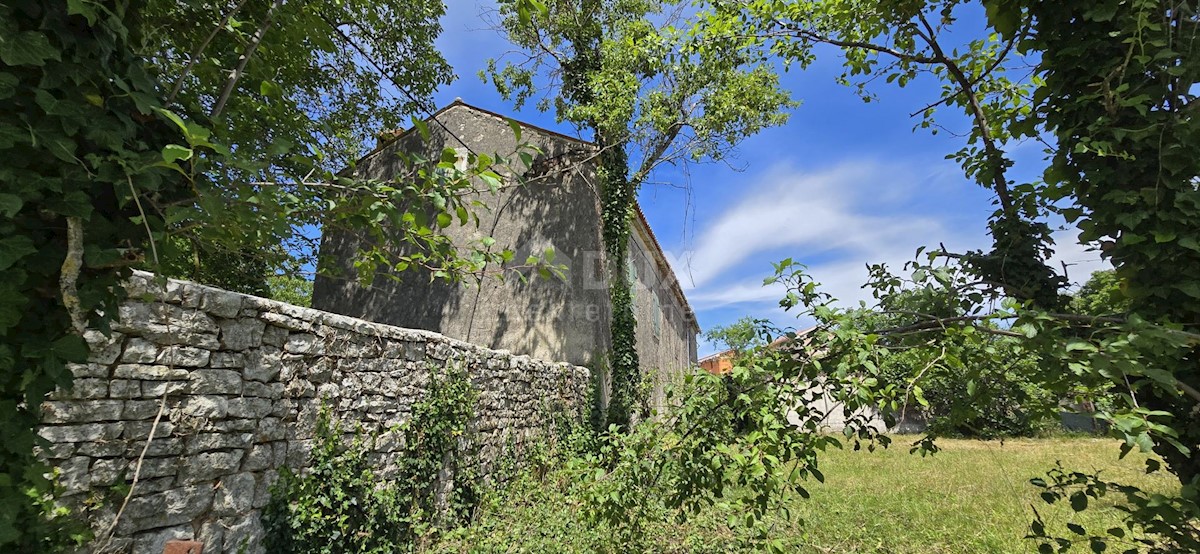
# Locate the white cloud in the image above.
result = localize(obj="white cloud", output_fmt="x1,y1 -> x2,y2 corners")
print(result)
680,161 -> 948,290
1048,229 -> 1110,288
689,280 -> 788,310
676,158 -> 1113,325
676,159 -> 979,312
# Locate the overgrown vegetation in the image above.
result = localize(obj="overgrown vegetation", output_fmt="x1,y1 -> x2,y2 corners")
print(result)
428,438 -> 1174,553
7,0 -> 1200,551
703,316 -> 768,360
699,0 -> 1200,550
271,339 -> 891,553
0,2 -> 178,547
842,288 -> 1061,439
487,0 -> 793,428
263,366 -> 479,553
1,1 -> 522,548
429,339 -> 894,553
267,274 -> 315,308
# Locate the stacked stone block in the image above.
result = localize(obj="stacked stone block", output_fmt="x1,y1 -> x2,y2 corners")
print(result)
38,271 -> 590,553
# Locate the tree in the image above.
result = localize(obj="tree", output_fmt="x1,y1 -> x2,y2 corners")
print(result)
704,0 -> 1066,307
848,289 -> 1057,438
487,0 -> 793,428
1068,270 -> 1129,318
1,1 -> 183,547
701,0 -> 1199,548
704,316 -> 767,358
1009,0 -> 1200,484
0,0 -> 524,548
131,0 -> 487,290
143,0 -> 453,174
268,274 -> 315,308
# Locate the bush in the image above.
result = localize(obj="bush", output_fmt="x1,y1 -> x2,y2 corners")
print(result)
262,410 -> 413,554
879,337 -> 1060,439
920,362 -> 1059,438
263,367 -> 478,553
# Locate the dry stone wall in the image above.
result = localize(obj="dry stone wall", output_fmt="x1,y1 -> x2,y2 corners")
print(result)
39,271 -> 590,553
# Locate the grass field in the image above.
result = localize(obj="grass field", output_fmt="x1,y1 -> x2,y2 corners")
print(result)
428,437 -> 1180,553
771,437 -> 1176,553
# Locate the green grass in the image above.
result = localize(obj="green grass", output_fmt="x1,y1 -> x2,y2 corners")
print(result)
426,437 -> 1180,553
773,437 -> 1176,553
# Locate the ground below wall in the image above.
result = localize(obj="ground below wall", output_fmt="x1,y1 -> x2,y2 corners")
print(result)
39,271 -> 590,553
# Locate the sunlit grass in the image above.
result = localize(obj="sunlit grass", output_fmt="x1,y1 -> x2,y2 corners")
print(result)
426,437 -> 1180,553
772,437 -> 1177,553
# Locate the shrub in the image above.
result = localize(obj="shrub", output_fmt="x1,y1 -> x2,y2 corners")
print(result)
263,366 -> 478,553
879,337 -> 1061,438
261,409 -> 412,553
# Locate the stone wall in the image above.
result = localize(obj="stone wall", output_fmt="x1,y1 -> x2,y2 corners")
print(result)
39,271 -> 590,553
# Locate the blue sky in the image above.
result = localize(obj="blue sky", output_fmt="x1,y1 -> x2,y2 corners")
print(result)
426,2 -> 1106,357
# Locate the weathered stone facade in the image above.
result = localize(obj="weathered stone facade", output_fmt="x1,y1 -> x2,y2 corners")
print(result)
313,100 -> 699,416
40,271 -> 589,553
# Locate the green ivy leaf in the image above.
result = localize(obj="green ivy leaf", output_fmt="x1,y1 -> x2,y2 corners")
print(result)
66,0 -> 100,24
0,122 -> 24,149
0,73 -> 16,100
50,335 -> 87,362
0,194 -> 22,217
0,236 -> 36,271
0,31 -> 60,66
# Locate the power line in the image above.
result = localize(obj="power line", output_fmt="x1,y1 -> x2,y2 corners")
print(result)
319,14 -> 483,159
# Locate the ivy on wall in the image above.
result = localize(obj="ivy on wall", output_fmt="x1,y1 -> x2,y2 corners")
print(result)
486,0 -> 794,431
598,145 -> 642,430
0,1 -> 504,548
263,366 -> 479,552
0,1 -> 179,548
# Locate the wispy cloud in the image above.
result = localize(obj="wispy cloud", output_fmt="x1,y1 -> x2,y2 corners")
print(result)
679,161 -> 946,290
677,159 -> 976,311
677,158 -> 1111,327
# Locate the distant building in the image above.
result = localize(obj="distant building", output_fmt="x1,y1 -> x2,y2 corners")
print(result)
313,100 -> 699,411
698,350 -> 735,375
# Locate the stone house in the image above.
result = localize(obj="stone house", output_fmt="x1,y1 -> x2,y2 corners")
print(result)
312,100 -> 699,411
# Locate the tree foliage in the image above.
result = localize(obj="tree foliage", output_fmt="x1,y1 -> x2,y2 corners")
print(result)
1069,270 -> 1130,319
700,0 -> 1199,549
704,316 -> 767,358
0,1 -> 180,547
850,289 -> 1059,438
0,0 -> 523,548
267,274 -> 315,308
1007,0 -> 1200,487
131,0 -> 531,292
488,0 -> 793,428
143,0 -> 453,173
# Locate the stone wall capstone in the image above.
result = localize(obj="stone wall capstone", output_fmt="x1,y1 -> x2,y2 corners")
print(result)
39,271 -> 590,553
